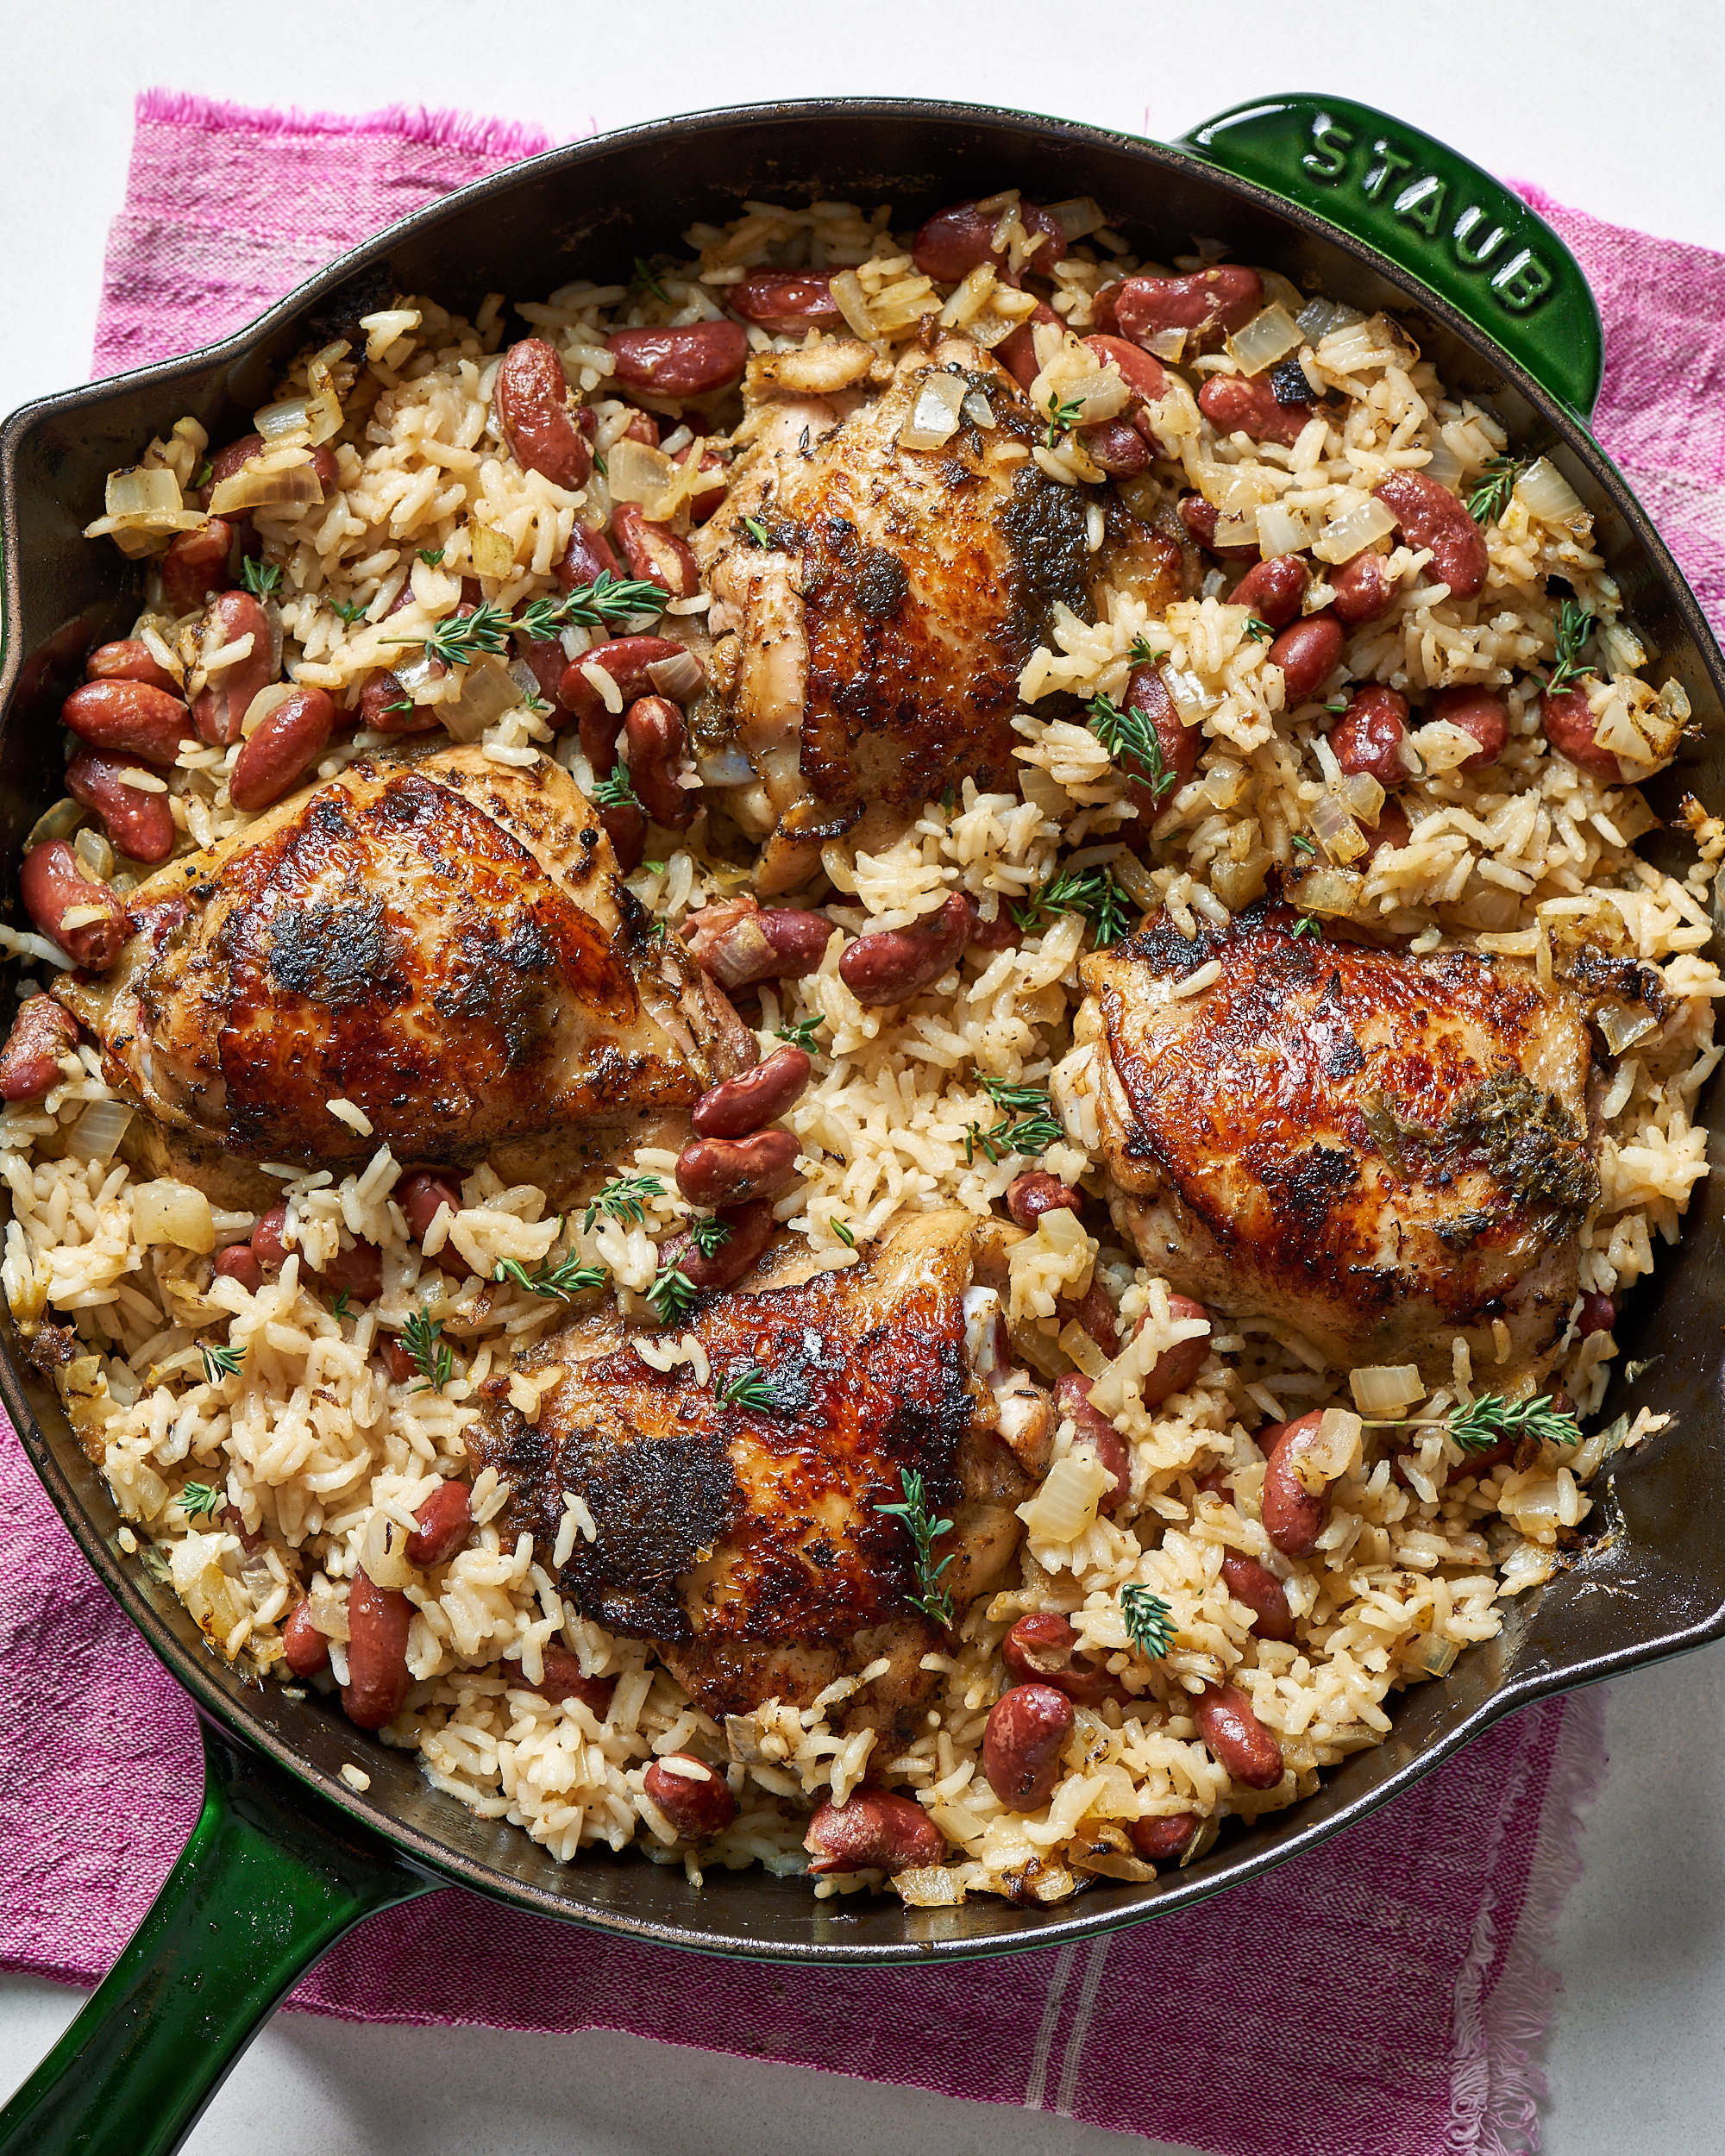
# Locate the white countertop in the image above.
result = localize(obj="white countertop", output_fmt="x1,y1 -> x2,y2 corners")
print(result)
3,4 -> 1722,2148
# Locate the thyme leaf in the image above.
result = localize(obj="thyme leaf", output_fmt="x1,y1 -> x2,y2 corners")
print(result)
715,1362 -> 780,1413
1013,864 -> 1131,947
963,1079 -> 1064,1164
582,1175 -> 665,1233
1120,1583 -> 1176,1658
1044,392 -> 1085,448
647,1262 -> 699,1326
178,1480 -> 223,1518
1467,456 -> 1519,527
775,1016 -> 825,1054
331,1289 -> 352,1324
1360,1388 -> 1582,1457
1544,599 -> 1596,693
591,763 -> 641,812
1241,616 -> 1272,644
385,599 -> 513,670
510,573 -> 666,641
741,515 -> 772,548
417,545 -> 446,566
328,599 -> 367,626
831,1218 -> 856,1249
875,1467 -> 956,1629
492,1251 -> 606,1301
1087,692 -> 1176,801
402,1307 -> 455,1394
687,1215 -> 734,1258
201,1342 -> 242,1384
1290,913 -> 1322,937
241,556 -> 282,602
630,256 -> 670,302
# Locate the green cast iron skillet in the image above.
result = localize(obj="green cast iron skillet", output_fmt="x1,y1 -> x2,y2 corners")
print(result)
1,91 -> 1722,2156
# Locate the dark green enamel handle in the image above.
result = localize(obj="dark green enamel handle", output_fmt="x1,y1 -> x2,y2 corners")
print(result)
1178,94 -> 1604,419
0,1719 -> 431,2156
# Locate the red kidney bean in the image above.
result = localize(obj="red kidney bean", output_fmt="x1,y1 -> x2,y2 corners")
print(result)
611,503 -> 699,599
85,639 -> 179,693
1268,614 -> 1346,701
1259,1410 -> 1330,1558
1540,686 -> 1620,780
209,436 -> 338,495
619,410 -> 660,448
1373,472 -> 1489,599
1194,1682 -> 1283,1789
557,520 -> 623,591
1084,334 -> 1167,405
1132,1812 -> 1201,1862
643,1753 -> 738,1839
494,337 -> 591,490
993,301 -> 1059,391
514,633 -> 568,709
1369,799 -> 1414,857
281,1598 -> 331,1678
984,1683 -> 1075,1811
0,995 -> 78,1101
602,802 -> 647,871
963,897 -> 1019,952
382,1338 -> 418,1385
251,1204 -> 292,1269
1229,555 -> 1308,630
398,1169 -> 471,1269
20,843 -> 124,968
1006,1172 -> 1081,1228
689,448 -> 729,523
1114,267 -> 1264,346
1058,1278 -> 1120,1358
559,636 -> 696,723
342,1568 -> 412,1730
1198,373 -> 1312,448
62,678 -> 192,766
729,272 -> 842,335
192,591 -> 274,747
660,1195 -> 777,1294
1220,1553 -> 1295,1643
1052,1374 -> 1130,1514
623,694 -> 696,828
214,1241 -> 264,1294
161,521 -> 237,614
321,1238 -> 383,1300
839,893 -> 972,1006
1178,493 -> 1257,561
674,1128 -> 800,1208
607,323 -> 750,398
1133,1294 -> 1213,1407
1332,550 -> 1396,624
509,1645 -> 617,1717
804,1789 -> 944,1875
358,668 -> 439,735
680,899 -> 832,990
1000,1614 -> 1126,1708
405,1481 -> 472,1568
65,749 -> 176,864
1082,417 -> 1151,476
1578,1291 -> 1615,1337
1331,686 -> 1411,785
911,200 -> 1067,285
1428,686 -> 1509,771
229,686 -> 335,812
692,1045 -> 810,1139
1126,661 -> 1201,787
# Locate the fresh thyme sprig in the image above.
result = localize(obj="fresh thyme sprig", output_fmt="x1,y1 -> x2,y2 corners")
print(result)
591,763 -> 641,812
1120,1583 -> 1176,1658
1044,392 -> 1085,448
201,1342 -> 242,1384
1362,1389 -> 1581,1457
831,1218 -> 856,1249
331,1289 -> 352,1324
647,1261 -> 699,1326
241,557 -> 283,603
1290,832 -> 1318,856
1087,692 -> 1176,801
775,1016 -> 825,1054
384,599 -> 513,670
1290,913 -> 1322,938
582,1174 -> 666,1233
328,598 -> 367,627
1128,633 -> 1159,665
876,1467 -> 956,1629
963,1075 -> 1064,1165
510,573 -> 666,641
492,1251 -> 606,1301
417,545 -> 446,566
401,1307 -> 455,1394
1544,599 -> 1596,693
630,256 -> 670,302
178,1481 -> 223,1519
1241,616 -> 1273,644
1467,456 -> 1520,526
741,515 -> 772,548
687,1216 -> 733,1258
715,1362 -> 780,1413
1013,864 -> 1131,947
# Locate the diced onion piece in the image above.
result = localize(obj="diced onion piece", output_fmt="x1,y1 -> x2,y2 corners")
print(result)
1295,297 -> 1364,342
1201,465 -> 1276,518
1045,197 -> 1107,241
360,308 -> 422,361
894,1865 -> 965,1907
361,1507 -> 416,1591
1112,852 -> 1161,911
1449,883 -> 1522,932
1414,1633 -> 1459,1677
1208,853 -> 1270,911
439,655 -> 524,742
1227,304 -> 1302,377
105,467 -> 185,518
24,798 -> 85,853
698,746 -> 756,787
1304,1407 -> 1363,1484
254,396 -> 313,443
388,647 -> 445,699
1017,1451 -> 1110,1543
1596,1001 -> 1659,1056
1287,865 -> 1364,919
1255,501 -> 1316,558
1593,677 -> 1688,771
1340,771 -> 1385,823
1421,436 -> 1464,489
1514,455 -> 1586,528
961,389 -> 996,430
208,460 -> 324,517
1057,1323 -> 1109,1379
606,436 -> 681,517
1410,718 -> 1486,775
827,268 -> 879,344
72,828 -> 113,882
900,371 -> 968,451
67,1099 -> 134,1165
645,649 -> 704,701
239,682 -> 298,740
467,521 -> 516,578
1144,326 -> 1188,362
132,1178 -> 216,1254
1350,1364 -> 1424,1414
1314,496 -> 1398,565
1309,786 -> 1367,864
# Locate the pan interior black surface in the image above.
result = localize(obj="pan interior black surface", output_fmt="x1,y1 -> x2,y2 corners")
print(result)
2,97 -> 1722,1964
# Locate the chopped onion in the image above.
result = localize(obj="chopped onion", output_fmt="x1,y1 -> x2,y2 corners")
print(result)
1112,852 -> 1161,910
24,798 -> 85,852
1409,718 -> 1484,775
1287,865 -> 1364,918
1255,501 -> 1317,558
645,649 -> 704,701
1057,1322 -> 1109,1378
1449,882 -> 1521,932
106,467 -> 184,518
439,655 -> 523,742
1144,325 -> 1189,362
1350,1363 -> 1424,1414
67,1099 -> 134,1165
697,746 -> 755,787
894,1865 -> 965,1908
72,828 -> 113,882
360,307 -> 422,361
239,682 -> 299,740
254,395 -> 311,443
900,371 -> 968,451
606,436 -> 681,516
1314,496 -> 1398,565
1594,677 -> 1687,770
1513,455 -> 1586,528
1227,304 -> 1303,378
1045,197 -> 1107,241
361,1507 -> 416,1590
1421,437 -> 1464,489
208,460 -> 324,517
1306,1407 -> 1363,1483
1341,771 -> 1385,823
1414,1633 -> 1459,1678
1017,1451 -> 1110,1543
468,521 -> 517,579
961,389 -> 996,430
1199,466 -> 1274,518
827,268 -> 879,344
389,647 -> 445,700
1308,787 -> 1367,864
132,1178 -> 216,1254
1208,853 -> 1270,911
1596,1001 -> 1659,1055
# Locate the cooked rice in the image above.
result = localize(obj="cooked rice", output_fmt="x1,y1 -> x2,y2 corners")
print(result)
13,189 -> 1719,1908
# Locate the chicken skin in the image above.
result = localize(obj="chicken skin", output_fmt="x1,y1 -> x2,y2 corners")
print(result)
1083,906 -> 1599,1382
57,747 -> 753,1202
467,1210 -> 1050,1739
693,336 -> 1180,893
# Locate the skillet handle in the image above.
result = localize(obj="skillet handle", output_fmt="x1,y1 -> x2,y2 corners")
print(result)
0,1715 -> 432,2156
1176,94 -> 1604,420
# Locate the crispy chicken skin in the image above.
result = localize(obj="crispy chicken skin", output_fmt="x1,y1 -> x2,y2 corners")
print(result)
1083,906 -> 1599,1381
57,747 -> 753,1201
467,1211 -> 1050,1737
693,337 -> 1179,893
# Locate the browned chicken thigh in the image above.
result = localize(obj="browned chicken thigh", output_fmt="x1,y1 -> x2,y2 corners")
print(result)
57,746 -> 753,1200
1083,906 -> 1599,1382
467,1211 -> 1050,1739
693,336 -> 1180,893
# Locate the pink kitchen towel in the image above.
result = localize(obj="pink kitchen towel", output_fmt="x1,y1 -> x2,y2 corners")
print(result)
7,85 -> 1725,2156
